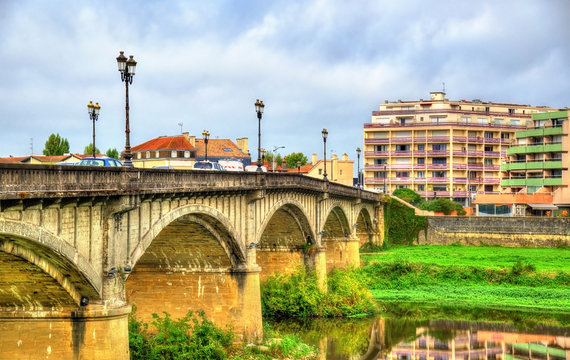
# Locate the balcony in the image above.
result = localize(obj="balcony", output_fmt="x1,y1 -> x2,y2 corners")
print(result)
483,178 -> 500,184
392,151 -> 413,156
453,164 -> 467,169
428,136 -> 450,142
427,150 -> 449,156
428,177 -> 449,183
467,164 -> 483,169
467,137 -> 484,143
364,178 -> 387,184
427,164 -> 449,169
414,150 -> 427,156
516,126 -> 563,138
502,177 -> 563,187
392,137 -> 413,143
483,165 -> 500,170
364,138 -> 390,144
484,151 -> 500,157
364,164 -> 388,170
364,151 -> 389,157
391,177 -> 412,183
483,137 -> 501,143
453,177 -> 467,183
507,143 -> 563,155
467,151 -> 484,156
453,136 -> 467,142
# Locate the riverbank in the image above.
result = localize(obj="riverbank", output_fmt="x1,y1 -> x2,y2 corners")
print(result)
361,244 -> 570,324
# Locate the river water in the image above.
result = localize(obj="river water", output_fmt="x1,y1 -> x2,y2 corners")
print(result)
269,308 -> 570,360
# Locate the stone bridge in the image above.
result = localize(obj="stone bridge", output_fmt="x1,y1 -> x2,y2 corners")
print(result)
0,164 -> 382,359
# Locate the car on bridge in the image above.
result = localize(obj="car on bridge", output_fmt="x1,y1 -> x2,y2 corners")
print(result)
192,161 -> 225,171
78,157 -> 123,167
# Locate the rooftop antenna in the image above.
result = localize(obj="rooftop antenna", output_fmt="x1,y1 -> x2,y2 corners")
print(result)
442,82 -> 446,93
178,122 -> 183,133
30,137 -> 33,155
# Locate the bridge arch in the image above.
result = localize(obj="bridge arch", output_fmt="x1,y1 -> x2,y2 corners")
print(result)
322,203 -> 351,240
131,203 -> 246,268
256,198 -> 315,280
0,219 -> 101,309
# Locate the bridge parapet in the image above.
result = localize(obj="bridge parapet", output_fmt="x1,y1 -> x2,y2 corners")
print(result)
0,164 -> 379,202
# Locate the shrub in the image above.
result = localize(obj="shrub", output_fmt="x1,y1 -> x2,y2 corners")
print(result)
420,197 -> 466,215
129,311 -> 233,360
384,196 -> 428,246
392,188 -> 423,206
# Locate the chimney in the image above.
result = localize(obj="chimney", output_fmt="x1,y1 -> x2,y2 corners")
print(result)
236,137 -> 249,154
282,159 -> 287,170
189,135 -> 196,147
182,132 -> 190,141
341,153 -> 348,161
312,153 -> 318,165
331,154 -> 338,160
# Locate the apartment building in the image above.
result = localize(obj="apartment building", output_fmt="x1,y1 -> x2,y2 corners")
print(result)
363,91 -> 555,206
502,110 -> 569,207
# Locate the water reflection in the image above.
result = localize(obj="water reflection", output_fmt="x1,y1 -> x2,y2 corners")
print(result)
270,317 -> 570,360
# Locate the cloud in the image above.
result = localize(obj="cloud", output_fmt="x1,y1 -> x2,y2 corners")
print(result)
0,0 -> 568,164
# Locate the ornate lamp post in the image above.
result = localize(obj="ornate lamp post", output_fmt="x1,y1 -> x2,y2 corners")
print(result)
254,99 -> 265,171
356,147 -> 361,188
297,160 -> 301,173
202,130 -> 210,161
322,128 -> 328,181
87,101 -> 101,158
116,51 -> 137,167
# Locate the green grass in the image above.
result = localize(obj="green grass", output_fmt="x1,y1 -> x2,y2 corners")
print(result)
360,245 -> 570,317
362,244 -> 570,272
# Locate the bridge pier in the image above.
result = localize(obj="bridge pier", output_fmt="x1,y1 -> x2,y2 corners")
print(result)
324,236 -> 361,271
0,305 -> 131,360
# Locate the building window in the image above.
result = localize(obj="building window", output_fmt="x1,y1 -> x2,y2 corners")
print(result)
146,151 -> 150,158
433,185 -> 447,191
510,119 -> 520,126
396,185 -> 410,189
171,150 -> 177,158
478,118 -> 487,124
416,171 -> 425,178
155,151 -> 160,158
484,132 -> 494,138
319,169 -> 322,175
417,144 -> 425,150
484,159 -> 493,165
417,158 -> 425,164
432,144 -> 447,151
184,151 -> 190,158
493,118 -> 504,125
417,184 -> 425,191
374,171 -> 387,178
395,171 -> 409,178
431,116 -> 446,123
484,146 -> 493,152
508,108 -> 515,114
461,116 -> 470,123
433,171 -> 446,178
396,145 -> 410,151
433,158 -> 447,164
501,133 -> 510,139
375,145 -> 387,152
374,159 -> 387,165
484,185 -> 493,192
137,152 -> 141,159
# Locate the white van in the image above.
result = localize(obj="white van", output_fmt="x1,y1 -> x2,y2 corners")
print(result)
245,165 -> 267,172
218,160 -> 244,172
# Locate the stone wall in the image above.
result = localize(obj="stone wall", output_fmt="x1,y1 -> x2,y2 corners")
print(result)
418,216 -> 570,247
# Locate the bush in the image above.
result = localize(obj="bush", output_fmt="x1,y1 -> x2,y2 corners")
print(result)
129,311 -> 233,360
384,196 -> 428,246
261,267 -> 376,318
392,188 -> 423,206
420,197 -> 466,215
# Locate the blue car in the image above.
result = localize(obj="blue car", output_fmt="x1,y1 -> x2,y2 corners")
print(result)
78,157 -> 123,167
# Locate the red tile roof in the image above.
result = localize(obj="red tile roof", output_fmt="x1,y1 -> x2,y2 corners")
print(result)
0,156 -> 29,163
131,136 -> 196,152
194,139 -> 248,159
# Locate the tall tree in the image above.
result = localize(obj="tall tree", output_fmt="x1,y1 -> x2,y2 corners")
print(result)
285,152 -> 308,169
106,148 -> 119,159
83,143 -> 101,156
43,133 -> 70,156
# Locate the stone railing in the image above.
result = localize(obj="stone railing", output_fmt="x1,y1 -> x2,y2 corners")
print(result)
0,164 -> 379,202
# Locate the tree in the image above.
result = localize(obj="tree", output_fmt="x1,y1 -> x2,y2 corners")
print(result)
43,133 -> 70,156
392,188 -> 423,207
106,148 -> 119,159
285,152 -> 308,169
83,143 -> 101,156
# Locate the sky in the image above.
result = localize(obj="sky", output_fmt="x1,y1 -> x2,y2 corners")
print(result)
1,0 -> 569,168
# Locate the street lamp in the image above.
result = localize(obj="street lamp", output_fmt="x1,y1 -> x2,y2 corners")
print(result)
116,51 -> 137,167
297,160 -> 301,173
322,128 -> 328,181
254,99 -> 265,171
356,147 -> 361,188
272,145 -> 285,172
202,130 -> 210,161
87,101 -> 101,158
261,148 -> 266,168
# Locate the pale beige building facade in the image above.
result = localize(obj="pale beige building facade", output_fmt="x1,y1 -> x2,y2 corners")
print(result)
303,153 -> 355,187
363,91 -> 556,205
